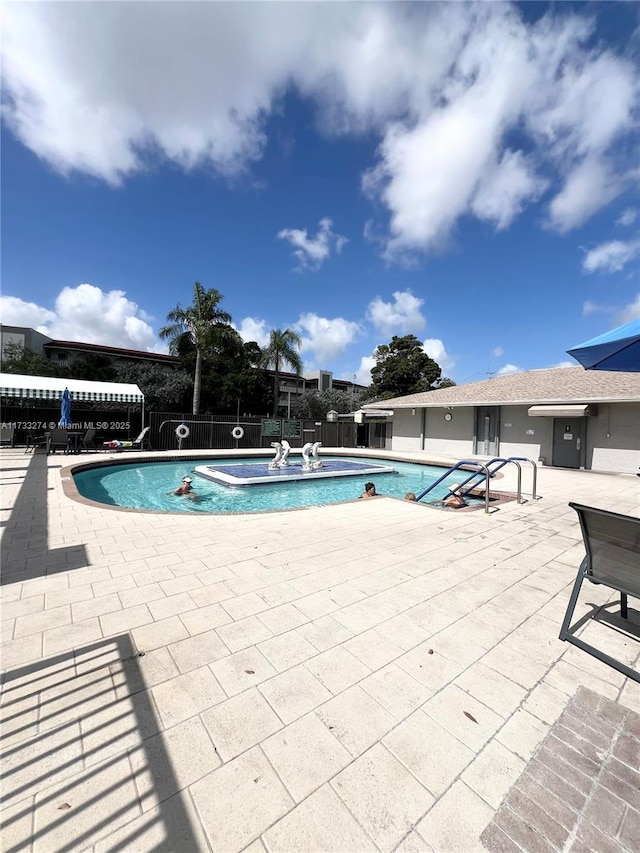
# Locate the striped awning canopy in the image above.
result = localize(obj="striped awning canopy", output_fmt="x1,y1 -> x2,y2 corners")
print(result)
0,373 -> 144,404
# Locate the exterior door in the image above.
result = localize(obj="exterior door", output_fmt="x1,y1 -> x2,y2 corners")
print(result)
371,421 -> 387,449
475,407 -> 499,456
552,418 -> 584,468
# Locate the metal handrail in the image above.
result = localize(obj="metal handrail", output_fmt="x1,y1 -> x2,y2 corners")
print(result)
452,457 -> 504,496
458,456 -> 539,504
415,460 -> 492,514
506,457 -> 539,501
415,454 -> 540,512
463,456 -> 538,503
460,457 -> 522,503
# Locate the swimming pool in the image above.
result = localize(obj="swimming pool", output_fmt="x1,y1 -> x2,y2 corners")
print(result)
72,455 -> 480,514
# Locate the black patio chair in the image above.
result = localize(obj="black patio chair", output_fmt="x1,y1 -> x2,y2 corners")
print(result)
47,428 -> 71,454
79,428 -> 97,451
25,430 -> 48,453
559,502 -> 640,684
0,427 -> 15,447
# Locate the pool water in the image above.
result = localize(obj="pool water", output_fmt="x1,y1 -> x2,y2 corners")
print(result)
73,456 -> 480,514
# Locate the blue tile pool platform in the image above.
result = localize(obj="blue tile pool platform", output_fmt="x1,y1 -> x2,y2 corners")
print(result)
194,459 -> 397,486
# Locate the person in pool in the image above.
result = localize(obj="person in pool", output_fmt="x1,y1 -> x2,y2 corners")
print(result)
360,482 -> 378,499
443,483 -> 467,508
171,475 -> 197,497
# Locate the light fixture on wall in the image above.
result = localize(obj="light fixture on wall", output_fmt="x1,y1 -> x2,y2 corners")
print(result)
444,407 -> 453,422
411,408 -> 416,416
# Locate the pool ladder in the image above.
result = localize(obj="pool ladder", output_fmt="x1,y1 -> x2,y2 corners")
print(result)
415,457 -> 539,514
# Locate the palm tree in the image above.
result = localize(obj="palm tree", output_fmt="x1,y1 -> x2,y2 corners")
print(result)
159,282 -> 233,415
260,329 -> 303,416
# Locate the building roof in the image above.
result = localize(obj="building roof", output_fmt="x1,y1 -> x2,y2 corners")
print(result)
363,366 -> 640,410
45,339 -> 178,363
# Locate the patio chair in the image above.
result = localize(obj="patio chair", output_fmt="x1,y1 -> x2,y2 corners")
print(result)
102,426 -> 151,452
0,427 -> 15,447
47,428 -> 71,454
25,430 -> 48,453
559,502 -> 640,684
79,428 -> 97,451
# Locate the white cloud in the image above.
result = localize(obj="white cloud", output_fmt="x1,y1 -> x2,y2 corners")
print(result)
0,284 -> 162,352
277,217 -> 347,271
619,292 -> 640,324
529,41 -> 637,159
497,363 -> 521,375
422,338 -> 454,372
354,355 -> 376,387
235,317 -> 270,348
0,295 -> 56,328
2,3 -> 638,254
582,238 -> 640,274
551,361 -> 576,369
582,301 -> 608,316
617,208 -> 637,227
547,158 -> 625,233
492,346 -> 504,357
363,9 -> 638,257
295,313 -> 361,364
471,149 -> 547,231
366,290 -> 425,337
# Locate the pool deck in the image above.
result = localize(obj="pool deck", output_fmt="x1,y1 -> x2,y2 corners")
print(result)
1,446 -> 639,852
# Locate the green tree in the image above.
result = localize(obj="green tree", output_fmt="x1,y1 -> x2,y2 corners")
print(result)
115,363 -> 193,412
291,389 -> 354,419
202,337 -> 271,415
436,377 -> 457,388
1,342 -> 68,377
69,353 -> 117,382
159,282 -> 234,415
369,334 -> 442,399
260,329 -> 303,416
230,342 -> 272,415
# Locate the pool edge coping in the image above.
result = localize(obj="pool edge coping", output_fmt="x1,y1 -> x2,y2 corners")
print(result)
59,449 -> 510,516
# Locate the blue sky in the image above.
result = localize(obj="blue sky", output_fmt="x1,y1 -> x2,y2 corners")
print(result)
2,1 -> 639,386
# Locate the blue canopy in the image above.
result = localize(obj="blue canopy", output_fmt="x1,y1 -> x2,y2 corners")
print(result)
567,319 -> 640,372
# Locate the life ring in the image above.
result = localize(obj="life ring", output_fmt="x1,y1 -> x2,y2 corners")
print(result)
232,426 -> 244,440
175,424 -> 190,440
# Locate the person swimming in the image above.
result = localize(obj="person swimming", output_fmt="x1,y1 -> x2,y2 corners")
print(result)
170,475 -> 197,498
443,483 -> 467,508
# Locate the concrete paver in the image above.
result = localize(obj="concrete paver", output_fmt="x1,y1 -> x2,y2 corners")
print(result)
200,688 -> 282,762
262,711 -> 352,803
262,784 -> 378,853
332,743 -> 435,852
384,709 -> 474,797
1,446 -> 639,851
190,746 -> 293,852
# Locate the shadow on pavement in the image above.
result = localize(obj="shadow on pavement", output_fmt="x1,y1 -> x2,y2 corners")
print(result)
0,634 -> 204,851
0,451 -> 88,585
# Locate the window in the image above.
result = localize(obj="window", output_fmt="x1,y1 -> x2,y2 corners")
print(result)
320,371 -> 332,392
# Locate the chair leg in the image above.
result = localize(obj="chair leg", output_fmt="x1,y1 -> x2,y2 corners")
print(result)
560,560 -> 639,684
559,558 -> 588,641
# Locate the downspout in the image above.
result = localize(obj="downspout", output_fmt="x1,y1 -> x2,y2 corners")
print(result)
421,407 -> 426,451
